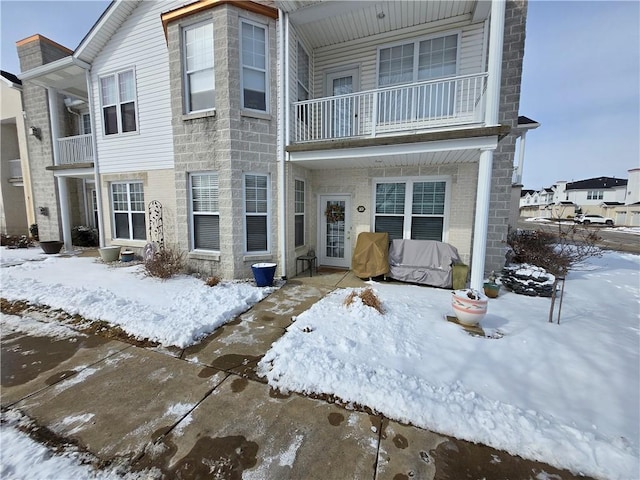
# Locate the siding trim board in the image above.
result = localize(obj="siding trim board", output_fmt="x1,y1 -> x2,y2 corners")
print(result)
161,0 -> 278,39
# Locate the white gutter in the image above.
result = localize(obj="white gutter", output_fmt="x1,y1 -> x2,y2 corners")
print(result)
85,69 -> 105,247
469,0 -> 505,291
277,9 -> 289,278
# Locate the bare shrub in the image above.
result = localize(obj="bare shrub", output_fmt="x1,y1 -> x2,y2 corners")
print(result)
507,226 -> 601,277
205,275 -> 221,287
143,247 -> 185,279
343,287 -> 384,314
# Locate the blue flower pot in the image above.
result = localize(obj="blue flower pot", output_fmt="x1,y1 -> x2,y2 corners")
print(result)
251,263 -> 277,287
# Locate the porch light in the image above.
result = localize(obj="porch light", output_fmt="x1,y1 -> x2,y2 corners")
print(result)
29,126 -> 41,139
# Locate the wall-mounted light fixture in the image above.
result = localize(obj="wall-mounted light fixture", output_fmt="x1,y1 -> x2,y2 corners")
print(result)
29,126 -> 41,140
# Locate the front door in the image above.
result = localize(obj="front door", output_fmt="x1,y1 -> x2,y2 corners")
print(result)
326,69 -> 359,138
319,195 -> 351,268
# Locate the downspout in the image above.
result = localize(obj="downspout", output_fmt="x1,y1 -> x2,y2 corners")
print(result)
85,68 -> 105,247
48,86 -> 72,252
277,9 -> 289,279
469,0 -> 505,291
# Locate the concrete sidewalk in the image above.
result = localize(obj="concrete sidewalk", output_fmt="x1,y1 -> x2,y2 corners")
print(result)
1,270 -> 591,479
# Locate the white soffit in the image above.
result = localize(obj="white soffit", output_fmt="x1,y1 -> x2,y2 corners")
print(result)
279,1 -> 477,49
289,136 -> 497,169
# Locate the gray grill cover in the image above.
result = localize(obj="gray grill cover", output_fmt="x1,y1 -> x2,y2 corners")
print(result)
388,239 -> 461,288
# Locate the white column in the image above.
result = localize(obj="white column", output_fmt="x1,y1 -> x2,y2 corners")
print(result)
56,176 -> 73,252
470,148 -> 493,290
515,130 -> 527,184
484,0 -> 505,126
48,87 -> 72,252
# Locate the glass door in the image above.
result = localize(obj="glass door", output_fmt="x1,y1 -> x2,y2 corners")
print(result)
326,69 -> 359,138
319,195 -> 351,268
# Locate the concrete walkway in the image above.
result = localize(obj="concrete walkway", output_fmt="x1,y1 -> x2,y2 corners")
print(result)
1,269 -> 591,479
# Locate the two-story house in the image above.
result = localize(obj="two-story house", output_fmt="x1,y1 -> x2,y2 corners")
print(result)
17,0 -> 528,291
0,70 -> 34,235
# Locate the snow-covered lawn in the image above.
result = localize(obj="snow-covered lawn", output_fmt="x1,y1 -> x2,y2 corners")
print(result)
1,247 -> 638,479
0,249 -> 277,348
258,251 -> 640,480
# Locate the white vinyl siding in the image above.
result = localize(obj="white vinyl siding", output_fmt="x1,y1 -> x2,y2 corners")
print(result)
190,173 -> 219,251
183,22 -> 215,113
312,21 -> 484,96
294,179 -> 305,247
374,178 -> 448,241
90,0 -> 182,173
111,182 -> 146,240
244,174 -> 269,253
240,19 -> 268,112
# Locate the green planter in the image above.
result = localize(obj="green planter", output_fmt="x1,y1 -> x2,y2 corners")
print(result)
483,282 -> 500,298
99,246 -> 121,262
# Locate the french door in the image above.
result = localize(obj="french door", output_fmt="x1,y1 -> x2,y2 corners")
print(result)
319,195 -> 351,268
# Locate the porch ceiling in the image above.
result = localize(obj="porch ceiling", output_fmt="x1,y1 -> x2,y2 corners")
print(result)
277,1 -> 483,49
288,143 -> 484,170
19,57 -> 89,100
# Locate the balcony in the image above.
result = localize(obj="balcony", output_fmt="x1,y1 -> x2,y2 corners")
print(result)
291,73 -> 488,144
57,134 -> 93,165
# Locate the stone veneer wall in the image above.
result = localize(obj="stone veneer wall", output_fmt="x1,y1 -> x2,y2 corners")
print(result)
484,0 -> 528,274
167,4 -> 278,280
17,37 -> 75,241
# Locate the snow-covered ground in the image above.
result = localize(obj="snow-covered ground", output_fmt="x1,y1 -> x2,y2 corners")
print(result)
1,247 -> 638,479
258,251 -> 640,480
0,249 -> 277,348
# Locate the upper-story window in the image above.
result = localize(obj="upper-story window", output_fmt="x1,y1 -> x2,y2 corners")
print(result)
240,19 -> 267,112
183,21 -> 215,113
100,69 -> 137,135
587,190 -> 604,200
82,113 -> 91,135
297,42 -> 310,102
378,34 -> 458,121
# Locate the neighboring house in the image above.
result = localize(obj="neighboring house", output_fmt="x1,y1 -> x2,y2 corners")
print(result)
0,70 -> 34,235
520,171 -> 639,225
16,0 -> 529,290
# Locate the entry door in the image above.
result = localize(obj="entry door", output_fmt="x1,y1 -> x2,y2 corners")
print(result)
326,69 -> 359,138
319,195 -> 351,268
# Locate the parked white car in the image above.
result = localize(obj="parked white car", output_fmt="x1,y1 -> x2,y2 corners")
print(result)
574,214 -> 614,226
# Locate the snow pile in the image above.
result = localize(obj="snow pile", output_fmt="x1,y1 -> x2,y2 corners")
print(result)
0,246 -> 47,266
258,251 -> 640,480
1,255 -> 276,348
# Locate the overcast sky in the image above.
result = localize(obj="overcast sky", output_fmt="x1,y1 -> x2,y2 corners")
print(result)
1,1 -> 638,191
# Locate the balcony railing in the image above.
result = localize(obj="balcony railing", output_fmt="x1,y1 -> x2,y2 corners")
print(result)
8,159 -> 22,179
57,134 -> 93,165
292,73 -> 488,143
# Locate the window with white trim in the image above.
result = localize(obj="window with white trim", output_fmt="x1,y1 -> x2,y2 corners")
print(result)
190,173 -> 220,251
100,69 -> 137,135
294,179 -> 305,247
111,182 -> 145,240
378,33 -> 458,121
82,113 -> 91,134
244,174 -> 269,252
183,21 -> 215,113
297,42 -> 310,102
587,190 -> 604,200
374,179 -> 447,241
240,20 -> 267,111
